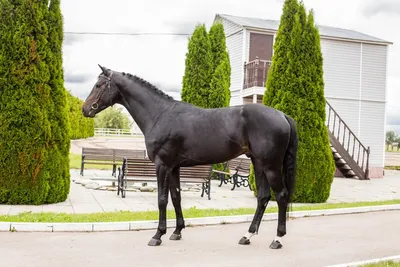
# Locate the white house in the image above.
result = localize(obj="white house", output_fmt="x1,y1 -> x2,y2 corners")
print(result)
214,13 -> 393,179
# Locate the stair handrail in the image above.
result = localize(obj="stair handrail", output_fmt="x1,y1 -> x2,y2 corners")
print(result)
326,100 -> 370,179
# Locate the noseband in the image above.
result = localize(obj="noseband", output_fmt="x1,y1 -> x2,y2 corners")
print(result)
91,70 -> 114,111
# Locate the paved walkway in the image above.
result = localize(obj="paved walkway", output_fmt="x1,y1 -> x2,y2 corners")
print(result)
0,169 -> 399,216
1,210 -> 399,267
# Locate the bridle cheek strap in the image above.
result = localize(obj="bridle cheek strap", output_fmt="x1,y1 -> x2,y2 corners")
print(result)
91,71 -> 114,110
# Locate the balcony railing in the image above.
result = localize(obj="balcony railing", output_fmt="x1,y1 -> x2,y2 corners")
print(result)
243,57 -> 271,89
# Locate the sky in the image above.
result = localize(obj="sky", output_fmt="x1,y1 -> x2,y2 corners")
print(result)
60,0 -> 400,128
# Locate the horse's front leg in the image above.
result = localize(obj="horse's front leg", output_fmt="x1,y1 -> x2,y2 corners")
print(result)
148,161 -> 170,246
169,167 -> 185,240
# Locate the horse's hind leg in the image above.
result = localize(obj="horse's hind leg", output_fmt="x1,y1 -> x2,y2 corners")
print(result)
239,160 -> 271,245
169,167 -> 185,241
266,168 -> 289,249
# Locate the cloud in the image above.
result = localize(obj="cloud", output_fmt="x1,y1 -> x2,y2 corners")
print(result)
363,0 -> 400,18
63,34 -> 85,46
64,72 -> 92,84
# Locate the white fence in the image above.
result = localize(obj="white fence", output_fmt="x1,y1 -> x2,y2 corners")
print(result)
94,126 -> 143,137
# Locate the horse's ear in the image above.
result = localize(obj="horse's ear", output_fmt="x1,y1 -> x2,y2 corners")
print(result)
98,64 -> 108,75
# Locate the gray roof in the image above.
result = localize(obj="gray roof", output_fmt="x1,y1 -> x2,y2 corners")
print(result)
216,14 -> 392,45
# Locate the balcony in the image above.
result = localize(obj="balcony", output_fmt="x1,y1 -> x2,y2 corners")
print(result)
243,57 -> 271,89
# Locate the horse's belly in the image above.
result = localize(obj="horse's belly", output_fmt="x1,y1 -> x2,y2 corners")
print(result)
183,134 -> 245,163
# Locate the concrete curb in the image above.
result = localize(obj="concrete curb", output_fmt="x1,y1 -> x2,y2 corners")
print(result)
325,254 -> 400,267
1,204 -> 400,233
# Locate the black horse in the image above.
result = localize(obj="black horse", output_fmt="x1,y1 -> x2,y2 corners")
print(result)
82,65 -> 298,249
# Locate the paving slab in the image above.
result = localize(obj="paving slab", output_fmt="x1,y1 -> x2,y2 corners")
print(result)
0,210 -> 399,267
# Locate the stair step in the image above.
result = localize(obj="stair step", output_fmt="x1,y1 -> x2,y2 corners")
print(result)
339,164 -> 352,171
331,143 -> 363,180
335,158 -> 346,164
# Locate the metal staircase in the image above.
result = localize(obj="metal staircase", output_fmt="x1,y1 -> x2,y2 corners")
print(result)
326,101 -> 370,180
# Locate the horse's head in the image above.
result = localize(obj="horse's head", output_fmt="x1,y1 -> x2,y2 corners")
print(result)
82,65 -> 120,118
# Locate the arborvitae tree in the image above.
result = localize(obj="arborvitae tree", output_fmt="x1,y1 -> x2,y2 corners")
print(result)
181,24 -> 213,108
67,92 -> 95,140
263,0 -> 299,107
209,59 -> 231,108
0,0 -> 53,204
208,21 -> 231,108
293,9 -> 335,202
255,0 -> 335,203
44,0 -> 71,202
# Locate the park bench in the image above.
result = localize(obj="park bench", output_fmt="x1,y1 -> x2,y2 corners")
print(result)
212,157 -> 252,191
80,147 -> 146,177
117,158 -> 213,200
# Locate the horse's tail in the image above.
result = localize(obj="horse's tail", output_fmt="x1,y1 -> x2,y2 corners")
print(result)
283,114 -> 298,207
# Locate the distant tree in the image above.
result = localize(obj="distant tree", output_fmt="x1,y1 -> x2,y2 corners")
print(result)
94,106 -> 132,129
181,24 -> 213,108
386,130 -> 398,144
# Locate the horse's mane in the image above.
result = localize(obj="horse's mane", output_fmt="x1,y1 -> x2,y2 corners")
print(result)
121,72 -> 174,100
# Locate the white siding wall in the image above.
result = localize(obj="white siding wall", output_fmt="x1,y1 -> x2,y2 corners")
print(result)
359,44 -> 388,168
321,39 -> 361,100
219,18 -> 244,106
361,44 -> 387,102
226,31 -> 244,106
359,101 -> 386,168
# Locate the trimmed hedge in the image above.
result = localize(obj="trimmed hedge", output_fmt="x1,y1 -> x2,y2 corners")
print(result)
250,0 -> 336,203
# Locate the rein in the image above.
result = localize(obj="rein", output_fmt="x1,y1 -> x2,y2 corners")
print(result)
90,70 -> 114,111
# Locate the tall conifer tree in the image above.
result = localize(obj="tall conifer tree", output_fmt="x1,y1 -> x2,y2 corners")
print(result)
0,0 -> 52,204
181,24 -> 213,108
209,21 -> 231,108
251,0 -> 336,202
45,0 -> 71,202
0,0 -> 73,204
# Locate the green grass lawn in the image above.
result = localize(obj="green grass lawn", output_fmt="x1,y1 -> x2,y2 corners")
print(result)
385,145 -> 400,152
360,261 -> 400,267
385,166 -> 400,171
1,199 -> 399,223
69,153 -> 114,170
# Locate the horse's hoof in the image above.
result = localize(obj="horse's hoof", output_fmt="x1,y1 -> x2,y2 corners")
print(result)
148,238 -> 162,246
169,233 -> 182,241
269,240 -> 283,249
238,237 -> 251,245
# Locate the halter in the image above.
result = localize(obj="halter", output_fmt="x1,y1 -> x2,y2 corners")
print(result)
90,70 -> 114,111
